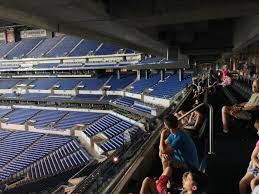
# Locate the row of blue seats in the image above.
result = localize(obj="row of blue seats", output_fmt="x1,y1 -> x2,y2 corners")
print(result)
84,114 -> 121,137
149,74 -> 192,98
0,129 -> 90,182
0,36 -> 133,59
112,97 -> 152,114
100,126 -> 139,152
0,107 -> 105,131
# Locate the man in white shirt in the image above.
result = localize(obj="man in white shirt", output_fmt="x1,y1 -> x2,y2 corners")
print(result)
221,79 -> 259,134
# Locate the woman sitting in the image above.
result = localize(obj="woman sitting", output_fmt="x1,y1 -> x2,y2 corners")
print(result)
174,110 -> 203,134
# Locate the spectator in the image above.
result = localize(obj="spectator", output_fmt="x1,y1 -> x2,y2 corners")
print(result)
181,111 -> 203,134
240,64 -> 249,77
139,168 -> 207,194
219,71 -> 232,87
174,110 -> 203,133
140,167 -> 172,194
239,121 -> 259,194
159,115 -> 199,171
221,79 -> 259,134
220,65 -> 230,82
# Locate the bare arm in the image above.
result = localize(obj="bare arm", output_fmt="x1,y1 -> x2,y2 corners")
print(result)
243,105 -> 259,111
251,146 -> 259,168
159,129 -> 174,154
184,112 -> 203,130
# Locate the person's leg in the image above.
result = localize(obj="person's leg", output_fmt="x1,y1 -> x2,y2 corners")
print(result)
160,154 -> 170,171
140,177 -> 159,194
221,105 -> 233,133
251,174 -> 259,191
239,172 -> 254,194
162,166 -> 172,177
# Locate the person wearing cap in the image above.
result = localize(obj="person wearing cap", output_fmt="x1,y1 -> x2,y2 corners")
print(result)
239,121 -> 259,194
159,115 -> 199,171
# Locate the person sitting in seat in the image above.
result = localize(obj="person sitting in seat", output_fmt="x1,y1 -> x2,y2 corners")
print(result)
159,115 -> 199,171
239,121 -> 259,194
221,79 -> 259,134
219,71 -> 232,87
139,167 -> 206,194
174,110 -> 203,134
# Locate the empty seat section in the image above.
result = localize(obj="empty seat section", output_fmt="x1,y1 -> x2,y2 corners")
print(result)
0,79 -> 20,89
31,78 -> 58,89
95,43 -> 120,55
26,36 -> 63,58
20,93 -> 49,100
6,108 -> 41,124
56,79 -> 82,90
73,94 -> 102,101
149,74 -> 192,98
113,97 -> 135,107
30,110 -> 68,129
84,114 -> 120,137
45,36 -> 81,57
6,38 -> 42,59
105,74 -> 136,90
69,40 -> 100,56
130,73 -> 160,93
54,111 -> 104,130
80,76 -> 110,90
0,42 -> 19,58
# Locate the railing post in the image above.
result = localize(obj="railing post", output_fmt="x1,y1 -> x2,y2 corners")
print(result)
177,103 -> 215,155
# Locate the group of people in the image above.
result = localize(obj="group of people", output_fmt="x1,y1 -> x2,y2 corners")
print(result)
219,77 -> 259,193
139,114 -> 206,194
136,67 -> 259,194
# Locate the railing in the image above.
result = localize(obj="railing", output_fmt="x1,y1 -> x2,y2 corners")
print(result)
177,102 -> 214,154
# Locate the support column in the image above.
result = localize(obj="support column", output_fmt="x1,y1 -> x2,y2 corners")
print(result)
117,70 -> 120,79
137,70 -> 141,80
179,69 -> 183,81
160,69 -> 165,81
145,70 -> 150,79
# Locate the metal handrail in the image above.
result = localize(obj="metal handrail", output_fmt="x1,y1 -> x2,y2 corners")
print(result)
177,102 -> 214,155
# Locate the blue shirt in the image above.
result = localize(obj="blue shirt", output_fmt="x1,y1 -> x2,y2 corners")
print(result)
167,130 -> 199,169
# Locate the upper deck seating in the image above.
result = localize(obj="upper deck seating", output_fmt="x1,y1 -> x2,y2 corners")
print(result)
0,42 -> 18,58
6,39 -> 42,59
45,36 -> 81,57
26,36 -> 63,58
95,43 -> 119,55
69,40 -> 100,56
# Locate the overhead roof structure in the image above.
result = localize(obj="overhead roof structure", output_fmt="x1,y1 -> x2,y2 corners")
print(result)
0,0 -> 258,62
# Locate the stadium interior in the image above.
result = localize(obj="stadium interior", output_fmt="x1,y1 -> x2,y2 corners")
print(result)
0,1 -> 258,194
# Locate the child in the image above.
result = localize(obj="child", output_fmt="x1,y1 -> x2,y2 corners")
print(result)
239,120 -> 259,194
139,168 -> 206,194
